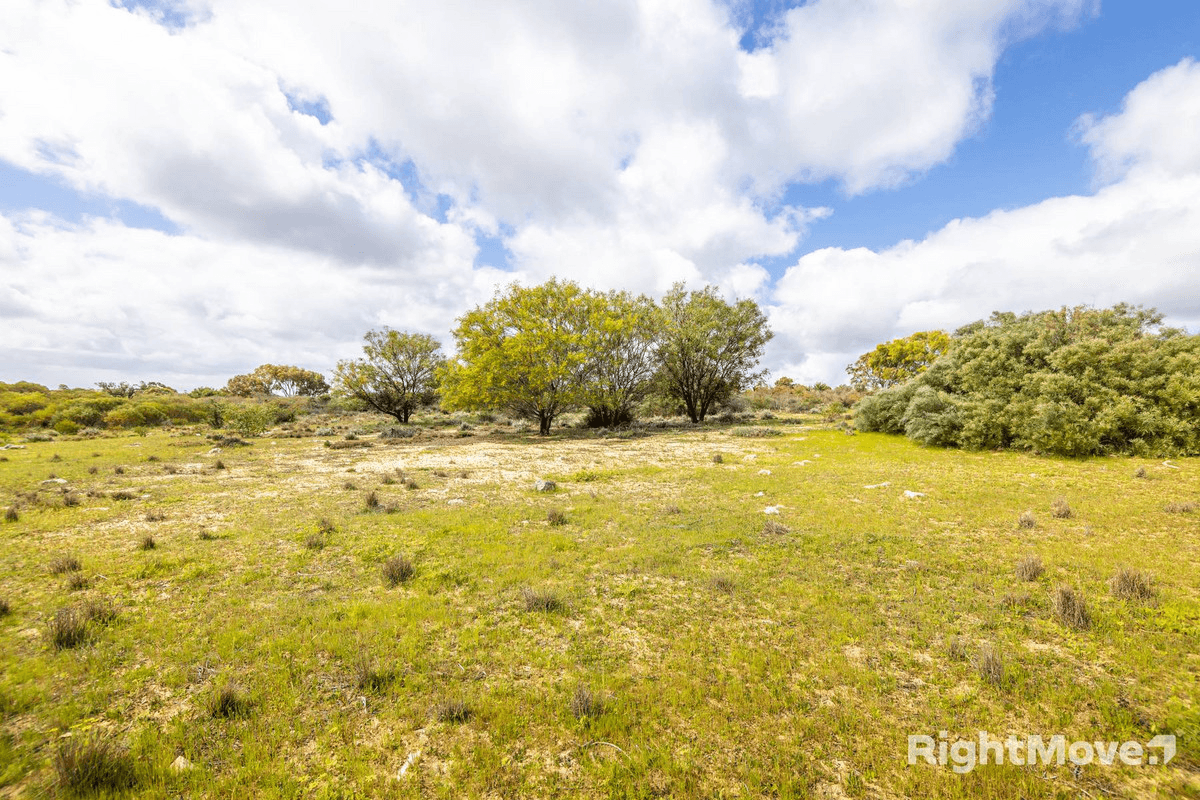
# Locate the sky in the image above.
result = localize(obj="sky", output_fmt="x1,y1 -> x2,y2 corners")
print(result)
2,0 -> 1199,390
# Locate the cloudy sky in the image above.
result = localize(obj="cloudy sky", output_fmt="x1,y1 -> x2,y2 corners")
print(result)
2,0 -> 1199,389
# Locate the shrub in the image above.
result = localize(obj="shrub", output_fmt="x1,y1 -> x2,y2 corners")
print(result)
138,535 -> 156,551
547,509 -> 568,526
434,698 -> 472,723
5,506 -> 18,523
1110,568 -> 1156,602
66,573 -> 89,591
53,735 -> 139,795
975,643 -> 1005,687
382,555 -> 415,587
47,607 -> 88,650
521,587 -> 565,613
1017,511 -> 1036,529
1015,555 -> 1044,582
54,419 -> 80,436
1052,585 -> 1091,630
380,426 -> 418,440
227,404 -> 275,438
569,685 -> 607,720
1050,498 -> 1072,519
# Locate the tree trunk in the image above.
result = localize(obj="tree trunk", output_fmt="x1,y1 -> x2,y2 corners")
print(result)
538,413 -> 553,435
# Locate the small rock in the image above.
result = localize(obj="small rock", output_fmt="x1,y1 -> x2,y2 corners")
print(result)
793,460 -> 812,466
864,482 -> 890,489
170,755 -> 194,772
207,447 -> 222,455
763,506 -> 781,515
447,498 -> 465,506
534,479 -> 557,492
41,478 -> 68,485
902,490 -> 926,499
757,469 -> 772,476
754,491 -> 765,497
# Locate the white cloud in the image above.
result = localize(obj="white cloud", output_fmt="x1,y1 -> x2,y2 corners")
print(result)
769,58 -> 1200,386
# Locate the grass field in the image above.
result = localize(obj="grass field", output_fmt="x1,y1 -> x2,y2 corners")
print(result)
1,415 -> 1198,798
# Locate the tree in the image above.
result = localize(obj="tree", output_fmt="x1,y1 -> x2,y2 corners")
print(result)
846,330 -> 951,391
442,279 -> 594,434
580,291 -> 660,427
225,365 -> 328,397
334,331 -> 445,423
655,283 -> 772,423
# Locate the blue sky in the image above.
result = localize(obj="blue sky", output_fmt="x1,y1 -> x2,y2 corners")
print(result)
2,0 -> 1199,388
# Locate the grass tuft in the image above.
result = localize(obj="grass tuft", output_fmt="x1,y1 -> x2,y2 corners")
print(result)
198,529 -> 216,541
66,572 -> 90,592
5,506 -> 18,523
47,607 -> 88,650
80,598 -> 118,625
50,555 -> 82,575
975,643 -> 1005,687
521,587 -> 566,613
946,635 -> 969,662
353,654 -> 396,692
138,535 -> 156,551
1134,466 -> 1148,479
0,597 -> 10,617
1051,584 -> 1091,630
434,698 -> 472,724
763,519 -> 790,536
547,508 -> 568,526
53,734 -> 139,795
710,575 -> 736,594
145,509 -> 166,522
712,454 -> 724,464
209,684 -> 252,719
1050,498 -> 1072,519
1110,567 -> 1156,602
1015,554 -> 1044,582
1017,510 -> 1036,529
1164,501 -> 1196,513
365,491 -> 381,511
382,555 -> 415,587
569,685 -> 607,720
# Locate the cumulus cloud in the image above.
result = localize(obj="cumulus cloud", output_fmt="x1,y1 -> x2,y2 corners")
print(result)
769,58 -> 1200,385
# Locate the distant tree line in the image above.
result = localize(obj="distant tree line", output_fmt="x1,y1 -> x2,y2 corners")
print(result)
853,304 -> 1200,457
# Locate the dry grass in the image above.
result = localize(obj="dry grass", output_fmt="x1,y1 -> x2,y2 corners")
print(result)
975,643 -> 1005,687
49,555 -> 82,575
1015,554 -> 1044,582
1164,501 -> 1196,513
382,555 -> 415,587
946,635 -> 969,662
546,508 -> 568,526
569,685 -> 607,720
4,506 -> 17,523
1050,498 -> 1072,518
521,587 -> 566,613
1110,567 -> 1156,602
1051,585 -> 1091,630
762,519 -> 791,535
66,572 -> 90,592
137,535 -> 156,551
80,598 -> 118,625
434,698 -> 472,724
710,575 -> 736,594
1017,510 -> 1036,529
53,735 -> 139,795
209,684 -> 252,719
364,491 -> 381,511
145,509 -> 166,522
47,607 -> 88,650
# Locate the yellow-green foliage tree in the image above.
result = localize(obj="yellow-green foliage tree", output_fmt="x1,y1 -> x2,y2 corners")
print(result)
846,330 -> 950,391
655,283 -> 772,423
580,291 -> 660,428
334,330 -> 444,423
442,279 -> 595,435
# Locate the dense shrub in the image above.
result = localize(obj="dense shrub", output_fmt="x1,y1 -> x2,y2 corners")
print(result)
855,305 -> 1200,456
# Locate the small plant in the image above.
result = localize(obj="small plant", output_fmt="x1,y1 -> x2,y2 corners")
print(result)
214,459 -> 226,470
51,454 -> 62,462
1050,498 -> 1072,519
198,529 -> 216,541
305,532 -> 326,550
47,607 -> 88,650
4,507 -> 18,523
763,519 -> 790,536
1134,466 -> 1148,479
365,491 -> 381,511
975,643 -> 1005,687
343,480 -> 357,490
1164,501 -> 1196,513
382,555 -> 415,587
403,477 -> 419,490
1015,554 -> 1044,582
381,474 -> 396,485
50,555 -> 82,574
712,454 -> 724,464
521,587 -> 565,613
1052,584 -> 1091,630
114,466 -> 124,475
53,734 -> 139,794
547,508 -> 568,526
1017,511 -> 1036,529
146,455 -> 160,462
434,698 -> 472,723
664,504 -> 682,515
569,685 -> 607,720
138,535 -> 156,551
66,572 -> 90,591
145,509 -> 166,522
1110,567 -> 1156,602
63,492 -> 81,507
946,635 -> 968,662
433,469 -> 448,478
710,575 -> 736,594
0,598 -> 10,617
209,684 -> 252,719
110,490 -> 137,501
87,466 -> 98,475
353,654 -> 395,692
80,598 -> 117,625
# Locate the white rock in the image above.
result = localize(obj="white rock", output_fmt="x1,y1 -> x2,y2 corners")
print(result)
447,498 -> 465,506
754,491 -> 765,497
534,479 -> 557,492
763,506 -> 781,515
757,469 -> 772,476
170,755 -> 194,772
863,482 -> 890,489
903,490 -> 926,499
41,478 -> 68,485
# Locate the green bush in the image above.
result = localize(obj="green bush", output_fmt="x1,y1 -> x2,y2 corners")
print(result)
53,419 -> 80,436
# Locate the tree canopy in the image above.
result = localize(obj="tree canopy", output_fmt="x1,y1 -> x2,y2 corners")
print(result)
846,330 -> 950,391
655,283 -> 772,423
855,304 -> 1200,456
333,331 -> 444,423
225,365 -> 329,397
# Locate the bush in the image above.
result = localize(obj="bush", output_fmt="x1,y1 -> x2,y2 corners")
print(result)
382,555 -> 415,587
209,684 -> 252,718
521,587 -> 566,613
227,404 -> 275,438
1052,585 -> 1091,630
1015,555 -> 1044,581
47,607 -> 88,649
53,735 -> 139,794
53,419 -> 80,435
1110,568 -> 1156,602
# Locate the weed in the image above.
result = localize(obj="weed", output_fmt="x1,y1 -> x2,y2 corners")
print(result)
145,509 -> 166,522
353,654 -> 395,692
0,598 -> 9,616
50,555 -> 82,574
1110,568 -> 1156,602
434,698 -> 472,723
47,607 -> 88,650
382,555 -> 415,587
763,519 -> 791,536
569,685 -> 607,720
53,734 -> 139,794
1017,511 -> 1036,529
1015,554 -> 1044,582
521,587 -> 566,613
975,643 -> 1005,687
66,573 -> 90,591
4,506 -> 18,523
712,454 -> 724,464
214,460 -> 226,470
946,635 -> 968,662
1052,585 -> 1091,630
710,575 -> 736,594
547,508 -> 568,526
1050,498 -> 1072,519
365,491 -> 381,511
138,535 -> 156,551
1164,501 -> 1196,513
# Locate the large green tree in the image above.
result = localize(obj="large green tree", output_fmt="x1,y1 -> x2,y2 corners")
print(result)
225,365 -> 329,397
334,331 -> 444,423
846,330 -> 950,391
442,279 -> 595,434
580,290 -> 660,427
655,283 -> 772,423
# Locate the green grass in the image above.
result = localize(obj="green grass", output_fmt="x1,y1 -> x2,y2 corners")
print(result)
0,420 -> 1198,797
